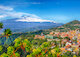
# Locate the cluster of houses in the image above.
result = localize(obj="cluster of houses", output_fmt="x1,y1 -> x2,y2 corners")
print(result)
34,29 -> 80,55
60,29 -> 80,55
74,24 -> 80,26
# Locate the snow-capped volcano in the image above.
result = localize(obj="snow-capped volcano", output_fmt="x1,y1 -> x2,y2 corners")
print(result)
0,18 -> 63,33
16,16 -> 56,23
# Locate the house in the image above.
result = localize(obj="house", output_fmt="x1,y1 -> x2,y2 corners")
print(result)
61,39 -> 68,44
45,35 -> 53,39
77,39 -> 80,45
67,48 -> 72,52
34,35 -> 45,39
49,32 -> 54,35
74,24 -> 80,26
53,32 -> 60,37
66,42 -> 72,46
60,32 -> 68,38
65,42 -> 72,48
47,39 -> 53,41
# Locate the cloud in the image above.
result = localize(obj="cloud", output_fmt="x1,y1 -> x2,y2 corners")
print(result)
1,11 -> 40,18
10,2 -> 41,6
30,2 -> 41,4
0,5 -> 55,22
4,11 -> 55,22
0,15 -> 7,18
0,5 -> 13,11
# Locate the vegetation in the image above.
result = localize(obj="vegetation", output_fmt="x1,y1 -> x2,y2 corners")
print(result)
42,20 -> 80,33
0,22 -> 3,29
4,29 -> 12,37
0,20 -> 80,57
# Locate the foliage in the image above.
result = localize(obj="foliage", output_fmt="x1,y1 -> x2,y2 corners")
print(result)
7,46 -> 14,56
22,39 -> 31,52
0,53 -> 9,57
41,42 -> 50,48
14,38 -> 22,48
0,22 -> 3,29
13,53 -> 20,57
0,45 -> 3,52
4,29 -> 12,36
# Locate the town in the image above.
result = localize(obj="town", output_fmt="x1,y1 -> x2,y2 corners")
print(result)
34,29 -> 80,56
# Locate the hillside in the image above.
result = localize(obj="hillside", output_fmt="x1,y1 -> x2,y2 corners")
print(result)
63,20 -> 80,28
0,20 -> 80,57
11,20 -> 80,35
0,20 -> 80,47
61,20 -> 80,31
42,20 -> 80,34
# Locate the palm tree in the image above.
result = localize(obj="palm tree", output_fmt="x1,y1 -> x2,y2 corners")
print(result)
4,29 -> 12,37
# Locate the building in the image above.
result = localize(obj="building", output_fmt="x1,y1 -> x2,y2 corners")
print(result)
45,35 -> 53,39
34,35 -> 45,39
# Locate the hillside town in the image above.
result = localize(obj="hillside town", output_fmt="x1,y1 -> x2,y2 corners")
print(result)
34,29 -> 80,56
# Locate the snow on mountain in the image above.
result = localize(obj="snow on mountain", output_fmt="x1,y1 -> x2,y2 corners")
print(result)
16,16 -> 56,23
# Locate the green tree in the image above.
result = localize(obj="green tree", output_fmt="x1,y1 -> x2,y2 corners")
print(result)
23,39 -> 31,52
14,38 -> 31,56
0,45 -> 3,54
41,42 -> 49,48
13,52 -> 20,57
0,53 -> 9,57
0,22 -> 3,29
32,47 -> 42,56
7,46 -> 14,56
4,29 -> 12,37
14,38 -> 22,48
0,45 -> 3,52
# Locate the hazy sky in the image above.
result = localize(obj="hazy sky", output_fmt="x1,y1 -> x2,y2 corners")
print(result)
0,0 -> 80,23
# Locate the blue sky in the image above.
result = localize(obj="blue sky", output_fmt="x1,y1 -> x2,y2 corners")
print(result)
0,0 -> 80,23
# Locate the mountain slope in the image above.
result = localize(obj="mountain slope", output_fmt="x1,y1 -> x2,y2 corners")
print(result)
62,20 -> 80,30
42,20 -> 80,34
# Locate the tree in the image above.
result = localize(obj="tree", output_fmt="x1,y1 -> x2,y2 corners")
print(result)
0,45 -> 3,54
14,38 -> 31,56
14,38 -> 22,48
23,39 -> 31,52
0,45 -> 3,52
73,55 -> 77,57
0,22 -> 3,29
7,46 -> 14,56
26,54 -> 32,57
32,47 -> 42,57
13,52 -> 20,57
4,29 -> 12,37
51,49 -> 56,57
7,46 -> 20,57
0,23 -> 12,38
0,53 -> 9,57
41,42 -> 49,48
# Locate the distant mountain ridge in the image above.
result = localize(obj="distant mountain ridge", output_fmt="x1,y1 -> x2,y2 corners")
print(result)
0,18 -> 63,33
63,20 -> 80,26
62,20 -> 80,28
